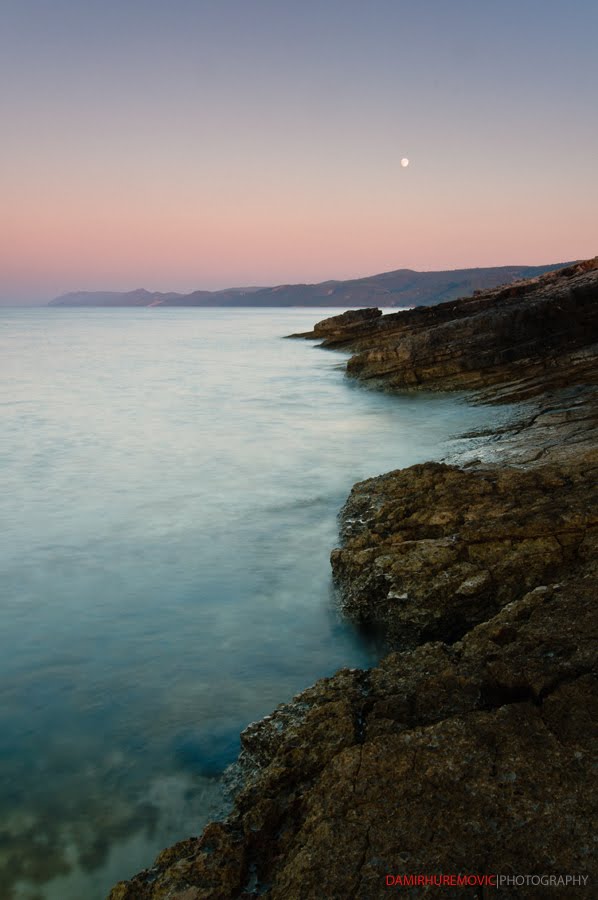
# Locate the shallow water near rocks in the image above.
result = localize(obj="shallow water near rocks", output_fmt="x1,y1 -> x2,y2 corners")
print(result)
1,307 -> 503,899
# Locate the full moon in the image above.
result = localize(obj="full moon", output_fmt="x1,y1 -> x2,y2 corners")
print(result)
401,158 -> 410,168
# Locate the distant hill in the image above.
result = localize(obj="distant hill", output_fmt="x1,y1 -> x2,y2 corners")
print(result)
48,288 -> 184,307
49,263 -> 574,309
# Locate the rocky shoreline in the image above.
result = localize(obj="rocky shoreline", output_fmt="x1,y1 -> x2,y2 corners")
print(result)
110,260 -> 597,899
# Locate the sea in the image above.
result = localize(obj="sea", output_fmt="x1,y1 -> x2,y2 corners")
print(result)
0,307 -> 500,899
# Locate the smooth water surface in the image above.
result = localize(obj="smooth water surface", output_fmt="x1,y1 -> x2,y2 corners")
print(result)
1,308 -> 497,899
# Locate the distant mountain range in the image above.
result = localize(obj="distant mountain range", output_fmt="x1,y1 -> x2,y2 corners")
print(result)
49,262 -> 574,309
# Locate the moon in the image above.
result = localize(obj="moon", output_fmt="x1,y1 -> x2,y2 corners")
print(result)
400,158 -> 410,168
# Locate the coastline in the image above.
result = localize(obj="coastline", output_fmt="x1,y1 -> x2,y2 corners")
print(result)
110,260 -> 597,899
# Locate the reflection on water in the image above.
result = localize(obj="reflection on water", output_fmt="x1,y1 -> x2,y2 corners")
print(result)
9,772 -> 223,900
0,308 -> 500,899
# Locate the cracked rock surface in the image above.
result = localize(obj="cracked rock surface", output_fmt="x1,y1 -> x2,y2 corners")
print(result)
109,571 -> 597,899
110,261 -> 597,899
332,453 -> 597,648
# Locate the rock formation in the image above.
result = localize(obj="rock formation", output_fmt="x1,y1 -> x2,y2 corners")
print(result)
296,258 -> 598,403
110,259 -> 597,899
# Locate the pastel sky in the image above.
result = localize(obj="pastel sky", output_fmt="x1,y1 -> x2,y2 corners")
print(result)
1,0 -> 597,303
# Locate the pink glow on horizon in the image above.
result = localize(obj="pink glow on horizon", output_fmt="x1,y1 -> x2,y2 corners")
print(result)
1,2 -> 597,303
2,222 -> 595,302
2,162 -> 596,302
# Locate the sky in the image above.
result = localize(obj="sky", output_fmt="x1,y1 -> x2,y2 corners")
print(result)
1,0 -> 597,304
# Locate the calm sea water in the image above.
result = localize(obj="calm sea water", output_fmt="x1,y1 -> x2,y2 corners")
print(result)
1,308 -> 497,899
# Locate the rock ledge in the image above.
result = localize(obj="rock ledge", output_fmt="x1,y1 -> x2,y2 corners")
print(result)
110,260 -> 598,899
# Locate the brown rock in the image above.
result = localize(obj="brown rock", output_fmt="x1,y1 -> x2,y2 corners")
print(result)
286,306 -> 382,340
293,258 -> 598,404
110,259 -> 598,900
109,574 -> 597,899
332,452 -> 597,647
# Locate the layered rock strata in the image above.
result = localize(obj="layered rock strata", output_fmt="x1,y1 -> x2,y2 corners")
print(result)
297,257 -> 598,404
110,260 -> 598,899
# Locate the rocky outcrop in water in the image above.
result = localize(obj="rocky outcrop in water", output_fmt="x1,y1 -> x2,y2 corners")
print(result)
297,258 -> 598,403
110,556 -> 597,898
332,455 -> 597,647
287,306 -> 383,340
110,259 -> 598,899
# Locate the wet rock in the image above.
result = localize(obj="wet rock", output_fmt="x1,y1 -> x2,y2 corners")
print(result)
109,572 -> 597,899
110,259 -> 598,899
287,306 -> 382,340
290,258 -> 598,404
332,452 -> 597,647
